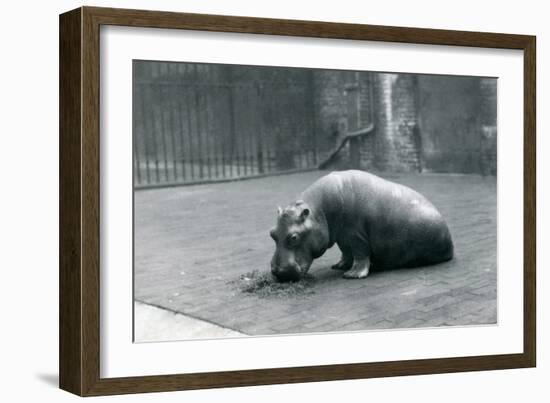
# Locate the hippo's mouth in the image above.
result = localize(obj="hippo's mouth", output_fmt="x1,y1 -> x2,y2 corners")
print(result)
272,262 -> 313,283
271,266 -> 303,282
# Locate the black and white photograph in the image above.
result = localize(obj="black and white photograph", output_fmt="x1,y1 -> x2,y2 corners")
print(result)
2,0 -> 545,399
132,60 -> 497,342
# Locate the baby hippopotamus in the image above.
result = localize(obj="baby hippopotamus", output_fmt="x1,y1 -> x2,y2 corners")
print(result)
270,170 -> 453,282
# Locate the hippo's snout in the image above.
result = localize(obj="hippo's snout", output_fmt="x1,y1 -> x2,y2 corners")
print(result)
271,263 -> 302,282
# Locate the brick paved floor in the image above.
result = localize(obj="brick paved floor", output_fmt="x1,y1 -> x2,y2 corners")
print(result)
134,171 -> 496,337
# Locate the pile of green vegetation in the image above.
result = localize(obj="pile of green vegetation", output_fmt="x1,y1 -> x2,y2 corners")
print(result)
232,270 -> 316,298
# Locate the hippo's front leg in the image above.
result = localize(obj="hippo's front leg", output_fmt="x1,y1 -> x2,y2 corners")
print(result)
341,234 -> 371,279
342,257 -> 371,279
331,243 -> 353,271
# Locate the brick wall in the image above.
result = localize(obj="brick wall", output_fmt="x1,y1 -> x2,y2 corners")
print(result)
371,74 -> 421,172
312,70 -> 352,166
358,72 -> 376,169
317,72 -> 497,175
417,75 -> 497,174
312,70 -> 375,169
479,78 -> 497,175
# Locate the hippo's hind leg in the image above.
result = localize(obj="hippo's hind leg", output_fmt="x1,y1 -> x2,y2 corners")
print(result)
341,234 -> 371,279
331,243 -> 353,271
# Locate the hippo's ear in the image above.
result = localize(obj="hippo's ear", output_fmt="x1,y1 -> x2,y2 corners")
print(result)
277,206 -> 283,216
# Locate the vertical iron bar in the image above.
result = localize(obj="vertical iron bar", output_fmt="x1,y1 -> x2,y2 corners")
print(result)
185,86 -> 195,181
203,76 -> 212,180
256,83 -> 264,174
203,88 -> 211,180
176,84 -> 187,182
250,85 -> 255,174
193,67 -> 204,179
150,82 -> 160,183
240,87 -> 250,176
243,85 -> 253,176
253,85 -> 258,175
133,82 -> 142,186
233,86 -> 242,177
213,81 -> 220,179
221,84 -> 227,179
266,83 -> 272,174
216,86 -> 222,178
234,87 -> 241,177
150,63 -> 161,183
217,87 -> 222,178
226,67 -> 238,178
309,71 -> 318,166
140,84 -> 151,184
305,75 -> 313,169
168,85 -> 179,182
157,84 -> 170,182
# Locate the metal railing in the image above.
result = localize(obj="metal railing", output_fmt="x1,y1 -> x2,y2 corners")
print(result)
133,77 -> 318,189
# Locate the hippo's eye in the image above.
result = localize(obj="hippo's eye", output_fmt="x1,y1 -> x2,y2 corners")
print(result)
269,229 -> 278,241
287,233 -> 300,246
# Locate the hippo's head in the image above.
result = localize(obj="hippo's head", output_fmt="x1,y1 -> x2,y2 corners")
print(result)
269,201 -> 329,282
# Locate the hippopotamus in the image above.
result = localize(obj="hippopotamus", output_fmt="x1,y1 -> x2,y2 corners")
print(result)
270,170 -> 453,282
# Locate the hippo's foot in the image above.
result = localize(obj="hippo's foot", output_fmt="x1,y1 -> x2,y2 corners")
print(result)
331,257 -> 353,271
342,258 -> 370,279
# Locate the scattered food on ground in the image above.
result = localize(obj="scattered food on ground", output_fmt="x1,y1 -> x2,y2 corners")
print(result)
231,270 -> 316,298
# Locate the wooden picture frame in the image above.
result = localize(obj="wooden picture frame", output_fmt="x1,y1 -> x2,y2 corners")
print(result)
59,6 -> 536,396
